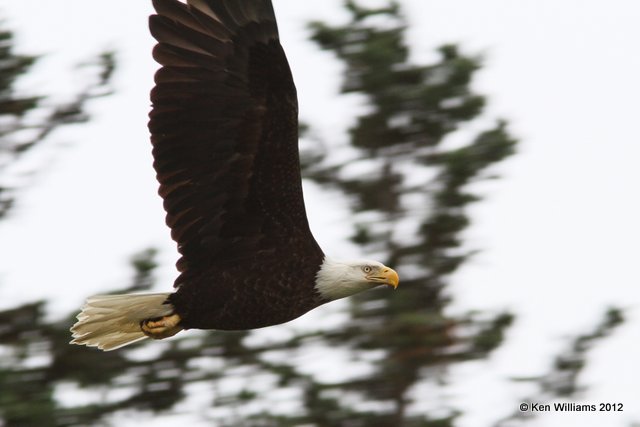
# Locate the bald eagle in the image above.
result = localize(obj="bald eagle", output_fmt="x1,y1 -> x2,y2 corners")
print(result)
70,0 -> 399,351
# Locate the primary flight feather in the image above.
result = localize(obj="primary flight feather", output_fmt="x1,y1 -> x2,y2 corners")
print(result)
70,0 -> 399,351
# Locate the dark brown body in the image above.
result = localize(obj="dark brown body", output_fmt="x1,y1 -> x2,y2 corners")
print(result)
149,0 -> 326,330
168,246 -> 324,330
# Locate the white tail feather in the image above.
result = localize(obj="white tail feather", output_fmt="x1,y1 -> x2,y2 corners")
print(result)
70,293 -> 176,351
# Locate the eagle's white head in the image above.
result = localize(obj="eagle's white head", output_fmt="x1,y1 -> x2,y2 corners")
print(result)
315,257 -> 399,301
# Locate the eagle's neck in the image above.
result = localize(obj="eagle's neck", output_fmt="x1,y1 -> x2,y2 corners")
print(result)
314,257 -> 373,301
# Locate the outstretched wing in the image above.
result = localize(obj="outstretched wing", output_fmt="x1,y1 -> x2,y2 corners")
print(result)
149,0 -> 322,289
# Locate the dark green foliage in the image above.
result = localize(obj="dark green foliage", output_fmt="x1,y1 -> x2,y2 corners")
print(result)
542,307 -> 624,397
496,308 -> 624,426
0,22 -> 115,219
0,28 -> 38,118
295,2 -> 517,424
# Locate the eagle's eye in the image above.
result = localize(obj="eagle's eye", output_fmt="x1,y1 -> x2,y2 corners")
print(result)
362,265 -> 373,273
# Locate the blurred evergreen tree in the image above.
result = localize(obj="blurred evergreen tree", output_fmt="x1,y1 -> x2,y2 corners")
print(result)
0,22 -> 115,219
495,307 -> 624,427
291,1 -> 516,424
0,2 -> 626,427
0,17 -> 117,426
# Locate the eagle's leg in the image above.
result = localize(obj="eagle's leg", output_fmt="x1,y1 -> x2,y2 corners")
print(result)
141,313 -> 182,340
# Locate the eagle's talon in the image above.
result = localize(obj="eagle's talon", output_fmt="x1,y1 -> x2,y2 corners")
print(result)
140,313 -> 182,339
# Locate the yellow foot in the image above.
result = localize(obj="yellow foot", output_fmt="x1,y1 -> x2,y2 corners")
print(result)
141,313 -> 182,340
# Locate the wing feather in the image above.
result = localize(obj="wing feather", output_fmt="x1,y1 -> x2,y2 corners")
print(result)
149,0 -> 323,291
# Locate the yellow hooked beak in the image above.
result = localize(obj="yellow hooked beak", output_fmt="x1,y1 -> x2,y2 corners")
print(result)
367,266 -> 399,289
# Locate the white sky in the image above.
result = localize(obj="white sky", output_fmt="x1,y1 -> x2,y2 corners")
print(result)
0,1 -> 638,426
